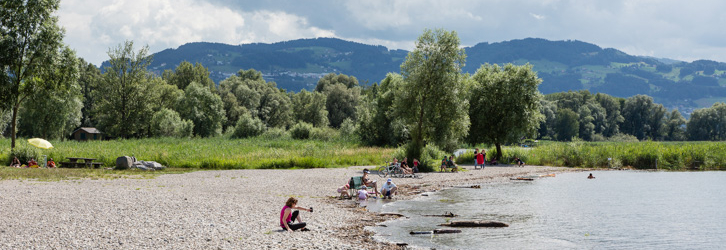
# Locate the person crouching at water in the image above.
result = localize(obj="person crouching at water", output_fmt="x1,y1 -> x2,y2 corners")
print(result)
280,197 -> 311,232
381,178 -> 397,199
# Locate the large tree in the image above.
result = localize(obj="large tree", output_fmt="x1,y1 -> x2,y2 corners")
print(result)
218,69 -> 291,129
78,58 -> 101,127
162,61 -> 215,91
397,28 -> 468,157
18,50 -> 82,140
621,95 -> 666,140
292,90 -> 328,127
177,82 -> 226,137
94,41 -> 153,138
314,73 -> 360,128
469,63 -> 544,160
687,102 -> 726,141
1,0 -> 71,148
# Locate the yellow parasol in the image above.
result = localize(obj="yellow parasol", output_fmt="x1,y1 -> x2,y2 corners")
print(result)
27,138 -> 53,149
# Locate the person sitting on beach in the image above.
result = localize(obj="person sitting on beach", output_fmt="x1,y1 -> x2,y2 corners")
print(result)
447,156 -> 458,172
588,173 -> 595,179
440,157 -> 448,172
400,157 -> 413,175
362,169 -> 379,196
11,157 -> 22,168
412,158 -> 420,173
357,186 -> 370,200
280,197 -> 311,232
380,178 -> 397,199
515,157 -> 525,167
337,184 -> 350,199
47,158 -> 56,168
27,158 -> 39,168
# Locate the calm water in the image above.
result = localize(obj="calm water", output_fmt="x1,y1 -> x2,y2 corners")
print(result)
373,171 -> 726,249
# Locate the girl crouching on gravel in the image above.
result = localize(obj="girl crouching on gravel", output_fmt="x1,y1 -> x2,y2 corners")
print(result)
280,197 -> 311,232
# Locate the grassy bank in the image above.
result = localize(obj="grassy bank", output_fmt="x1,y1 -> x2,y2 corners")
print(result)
457,141 -> 726,170
1,137 -> 395,170
0,167 -> 198,181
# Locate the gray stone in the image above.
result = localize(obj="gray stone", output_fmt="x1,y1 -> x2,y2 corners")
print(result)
115,156 -> 134,170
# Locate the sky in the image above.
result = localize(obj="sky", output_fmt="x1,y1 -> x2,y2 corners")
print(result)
58,0 -> 726,66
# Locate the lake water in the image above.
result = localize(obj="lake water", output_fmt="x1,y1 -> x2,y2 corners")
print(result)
372,171 -> 726,249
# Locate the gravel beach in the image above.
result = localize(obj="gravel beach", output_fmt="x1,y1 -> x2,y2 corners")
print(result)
0,165 -> 573,249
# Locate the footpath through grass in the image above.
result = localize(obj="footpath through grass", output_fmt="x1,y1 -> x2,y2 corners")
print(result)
1,137 -> 395,170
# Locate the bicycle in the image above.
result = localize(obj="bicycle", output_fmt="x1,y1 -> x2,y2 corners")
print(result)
377,162 -> 404,178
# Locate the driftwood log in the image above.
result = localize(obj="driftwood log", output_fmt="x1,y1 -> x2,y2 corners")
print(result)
410,229 -> 462,234
379,212 -> 405,217
422,211 -> 458,217
439,220 -> 509,227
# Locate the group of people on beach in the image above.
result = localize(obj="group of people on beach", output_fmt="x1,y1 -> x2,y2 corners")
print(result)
281,167 -> 400,232
9,156 -> 56,168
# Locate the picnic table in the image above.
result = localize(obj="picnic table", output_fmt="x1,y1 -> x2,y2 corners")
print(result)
60,157 -> 104,168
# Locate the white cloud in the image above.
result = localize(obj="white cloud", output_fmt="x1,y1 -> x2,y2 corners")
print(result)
530,13 -> 545,20
59,0 -> 336,65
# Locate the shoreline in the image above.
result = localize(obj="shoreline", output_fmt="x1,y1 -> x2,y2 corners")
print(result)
0,165 -> 581,249
333,165 -> 584,249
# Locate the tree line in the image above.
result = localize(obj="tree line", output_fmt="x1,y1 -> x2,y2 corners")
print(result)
2,1 -> 725,163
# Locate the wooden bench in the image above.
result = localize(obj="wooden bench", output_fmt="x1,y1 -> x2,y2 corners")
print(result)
59,161 -> 105,168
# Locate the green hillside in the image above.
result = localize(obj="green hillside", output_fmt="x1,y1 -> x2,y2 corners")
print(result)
132,37 -> 726,114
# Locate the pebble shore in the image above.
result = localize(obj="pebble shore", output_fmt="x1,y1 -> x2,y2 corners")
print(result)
0,165 -> 574,249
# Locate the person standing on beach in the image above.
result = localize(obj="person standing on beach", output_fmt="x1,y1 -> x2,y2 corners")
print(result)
280,197 -> 311,232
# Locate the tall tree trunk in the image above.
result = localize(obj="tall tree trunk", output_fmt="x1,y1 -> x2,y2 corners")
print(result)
495,142 -> 502,161
11,104 -> 19,149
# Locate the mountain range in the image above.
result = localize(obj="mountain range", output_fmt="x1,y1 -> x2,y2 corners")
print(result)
137,37 -> 726,114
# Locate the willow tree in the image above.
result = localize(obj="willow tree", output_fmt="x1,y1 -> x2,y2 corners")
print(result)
397,28 -> 468,159
469,64 -> 543,160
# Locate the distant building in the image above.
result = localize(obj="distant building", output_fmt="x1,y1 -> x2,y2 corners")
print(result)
71,127 -> 103,141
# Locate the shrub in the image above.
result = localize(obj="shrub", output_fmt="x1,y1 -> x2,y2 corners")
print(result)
150,108 -> 194,138
310,127 -> 339,141
232,114 -> 266,138
608,133 -> 639,142
290,122 -> 313,139
10,146 -> 41,165
393,142 -> 446,172
261,127 -> 289,139
339,118 -> 358,140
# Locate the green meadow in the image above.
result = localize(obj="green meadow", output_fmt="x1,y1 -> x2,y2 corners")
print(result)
0,137 -> 396,170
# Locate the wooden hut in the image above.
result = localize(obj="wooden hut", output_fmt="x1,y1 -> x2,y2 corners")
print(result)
71,127 -> 103,141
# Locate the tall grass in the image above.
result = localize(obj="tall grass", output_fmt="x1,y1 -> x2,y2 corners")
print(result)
457,141 -> 726,170
0,137 -> 395,170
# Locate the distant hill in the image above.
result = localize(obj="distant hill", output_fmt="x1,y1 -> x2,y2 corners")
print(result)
130,37 -> 726,113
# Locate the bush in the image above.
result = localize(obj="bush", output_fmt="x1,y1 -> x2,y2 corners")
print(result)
150,108 -> 194,138
10,146 -> 41,165
339,118 -> 358,140
232,114 -> 266,138
608,133 -> 639,142
290,122 -> 313,139
393,142 -> 446,172
261,127 -> 289,139
310,127 -> 339,141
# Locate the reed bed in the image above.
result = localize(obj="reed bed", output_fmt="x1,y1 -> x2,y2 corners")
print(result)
457,141 -> 726,170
